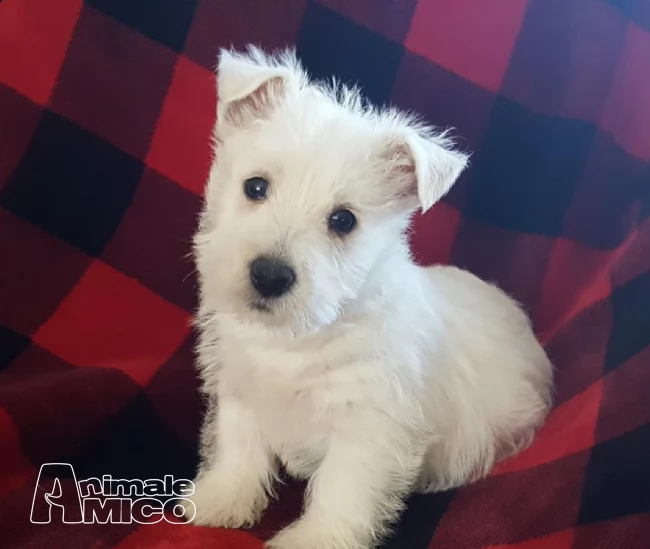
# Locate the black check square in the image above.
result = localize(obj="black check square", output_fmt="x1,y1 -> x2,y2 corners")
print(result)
604,271 -> 650,373
604,0 -> 650,31
382,492 -> 455,549
0,326 -> 30,372
562,132 -> 648,250
579,423 -> 650,523
464,97 -> 595,236
297,2 -> 403,107
501,0 -> 627,125
641,174 -> 650,222
63,391 -> 197,482
1,362 -> 140,467
0,84 -> 43,194
392,51 -> 495,155
86,0 -> 199,52
1,111 -> 143,256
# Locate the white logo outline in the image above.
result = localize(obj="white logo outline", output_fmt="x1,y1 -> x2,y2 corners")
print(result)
30,463 -> 196,525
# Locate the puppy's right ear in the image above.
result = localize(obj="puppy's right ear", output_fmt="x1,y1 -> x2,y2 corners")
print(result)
216,46 -> 301,128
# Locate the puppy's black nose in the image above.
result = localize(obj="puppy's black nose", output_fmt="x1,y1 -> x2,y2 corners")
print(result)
250,256 -> 296,298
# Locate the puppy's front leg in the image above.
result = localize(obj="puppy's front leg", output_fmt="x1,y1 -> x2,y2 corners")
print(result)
267,413 -> 422,549
185,394 -> 275,527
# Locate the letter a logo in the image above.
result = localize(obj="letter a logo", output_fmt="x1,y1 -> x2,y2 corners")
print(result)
30,463 -> 83,524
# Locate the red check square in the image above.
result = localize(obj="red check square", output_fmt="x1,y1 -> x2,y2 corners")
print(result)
49,6 -> 177,159
113,519 -> 265,549
146,56 -> 216,195
0,407 -> 35,498
493,380 -> 601,476
451,217 -> 554,317
405,0 -> 528,92
33,260 -> 190,386
184,0 -> 307,69
0,210 -> 91,336
601,23 -> 650,161
408,202 -> 461,266
537,238 -> 613,337
1,345 -> 141,462
610,224 -> 650,289
318,0 -> 418,43
487,529 -> 574,549
432,451 -> 590,548
573,511 -> 650,549
0,0 -> 82,105
103,168 -> 201,311
546,299 -> 611,405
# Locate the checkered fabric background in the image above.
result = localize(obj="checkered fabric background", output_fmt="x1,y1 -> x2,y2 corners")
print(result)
1,0 -> 649,547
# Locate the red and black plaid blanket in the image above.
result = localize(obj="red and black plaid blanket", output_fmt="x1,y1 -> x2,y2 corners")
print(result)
1,1 -> 649,548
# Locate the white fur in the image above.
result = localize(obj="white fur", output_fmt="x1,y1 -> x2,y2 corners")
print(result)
184,46 -> 553,549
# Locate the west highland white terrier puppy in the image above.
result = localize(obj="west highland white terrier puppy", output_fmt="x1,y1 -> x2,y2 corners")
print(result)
184,46 -> 553,549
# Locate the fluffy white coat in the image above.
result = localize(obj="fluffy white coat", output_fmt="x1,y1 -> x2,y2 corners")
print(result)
184,46 -> 553,549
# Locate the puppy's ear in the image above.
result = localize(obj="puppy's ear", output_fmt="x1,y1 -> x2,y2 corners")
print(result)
216,46 -> 302,128
385,126 -> 470,213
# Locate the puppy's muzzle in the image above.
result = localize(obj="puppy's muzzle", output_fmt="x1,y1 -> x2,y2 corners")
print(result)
250,256 -> 296,298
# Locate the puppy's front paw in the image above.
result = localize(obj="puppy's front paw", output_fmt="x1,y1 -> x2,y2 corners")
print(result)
266,520 -> 364,549
415,467 -> 445,493
266,524 -> 315,549
182,472 -> 268,528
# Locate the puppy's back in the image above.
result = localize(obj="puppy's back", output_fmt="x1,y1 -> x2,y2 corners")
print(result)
416,265 -> 553,490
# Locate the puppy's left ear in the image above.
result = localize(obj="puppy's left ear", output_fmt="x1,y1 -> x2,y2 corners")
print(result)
386,127 -> 470,213
216,46 -> 302,128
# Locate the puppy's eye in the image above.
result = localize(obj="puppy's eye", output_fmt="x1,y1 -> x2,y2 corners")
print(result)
244,177 -> 269,201
328,209 -> 357,235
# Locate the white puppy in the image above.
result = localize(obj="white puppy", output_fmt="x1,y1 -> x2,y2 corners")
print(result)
184,46 -> 553,549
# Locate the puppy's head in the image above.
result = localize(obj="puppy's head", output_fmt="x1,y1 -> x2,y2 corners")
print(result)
195,46 -> 469,333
